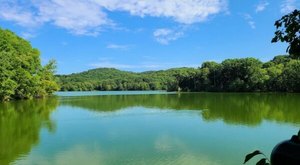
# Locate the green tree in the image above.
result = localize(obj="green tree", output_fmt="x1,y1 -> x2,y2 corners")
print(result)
272,9 -> 300,59
200,61 -> 222,90
39,60 -> 60,95
271,55 -> 291,65
0,28 -> 59,101
281,60 -> 300,92
220,58 -> 266,91
264,62 -> 284,91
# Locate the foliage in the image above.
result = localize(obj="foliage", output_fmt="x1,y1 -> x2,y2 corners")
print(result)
244,150 -> 270,165
272,9 -> 300,59
57,67 -> 197,91
57,55 -> 300,93
244,130 -> 300,165
182,56 -> 300,92
0,28 -> 59,101
281,60 -> 300,92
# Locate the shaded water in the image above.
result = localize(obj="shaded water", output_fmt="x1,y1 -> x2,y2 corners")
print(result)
0,92 -> 299,165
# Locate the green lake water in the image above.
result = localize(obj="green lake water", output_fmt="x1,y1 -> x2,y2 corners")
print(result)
0,91 -> 299,165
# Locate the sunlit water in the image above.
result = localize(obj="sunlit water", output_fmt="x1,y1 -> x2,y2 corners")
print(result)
0,91 -> 299,165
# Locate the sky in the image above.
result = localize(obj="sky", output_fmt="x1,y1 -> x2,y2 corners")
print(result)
0,0 -> 299,74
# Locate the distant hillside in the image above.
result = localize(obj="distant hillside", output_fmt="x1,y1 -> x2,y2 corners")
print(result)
56,67 -> 198,91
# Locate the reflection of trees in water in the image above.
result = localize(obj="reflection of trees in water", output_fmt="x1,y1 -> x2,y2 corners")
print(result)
0,97 -> 58,165
199,93 -> 300,126
60,93 -> 300,126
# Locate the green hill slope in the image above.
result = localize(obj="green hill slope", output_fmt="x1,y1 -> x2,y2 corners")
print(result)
56,67 -> 198,91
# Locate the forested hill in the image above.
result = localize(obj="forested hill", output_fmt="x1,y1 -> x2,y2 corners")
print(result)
56,67 -> 197,91
57,55 -> 300,92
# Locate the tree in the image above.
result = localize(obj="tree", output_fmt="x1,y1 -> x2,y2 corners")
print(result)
200,61 -> 221,90
272,9 -> 300,59
271,55 -> 291,65
39,60 -> 60,95
281,60 -> 300,92
0,28 -> 59,101
220,58 -> 266,91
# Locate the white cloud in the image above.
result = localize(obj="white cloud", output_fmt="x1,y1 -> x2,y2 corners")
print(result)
0,0 -> 227,36
281,0 -> 298,14
90,58 -> 135,69
90,61 -> 135,69
106,44 -> 132,50
20,32 -> 35,39
90,59 -> 162,69
90,58 -> 198,70
0,1 -> 41,27
248,21 -> 256,29
0,0 -> 112,36
255,1 -> 269,12
153,28 -> 184,45
34,0 -> 112,36
95,0 -> 227,24
244,14 -> 256,29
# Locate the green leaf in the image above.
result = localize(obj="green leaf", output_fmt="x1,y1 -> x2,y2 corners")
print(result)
244,150 -> 262,164
256,158 -> 266,165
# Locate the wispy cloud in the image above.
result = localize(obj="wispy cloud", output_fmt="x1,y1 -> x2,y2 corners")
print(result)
106,44 -> 132,50
61,41 -> 68,46
0,0 -> 227,36
153,28 -> 184,45
255,1 -> 269,12
90,61 -> 135,69
20,32 -> 35,39
0,1 -> 42,27
243,14 -> 256,29
281,0 -> 298,14
90,60 -> 159,70
89,58 -> 198,70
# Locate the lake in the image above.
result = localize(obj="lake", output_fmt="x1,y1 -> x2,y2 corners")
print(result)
0,91 -> 299,165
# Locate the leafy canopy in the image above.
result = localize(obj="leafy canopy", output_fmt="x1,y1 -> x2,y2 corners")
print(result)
0,28 -> 59,101
272,9 -> 300,58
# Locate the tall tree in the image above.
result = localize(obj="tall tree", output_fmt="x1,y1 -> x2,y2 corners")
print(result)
0,28 -> 59,101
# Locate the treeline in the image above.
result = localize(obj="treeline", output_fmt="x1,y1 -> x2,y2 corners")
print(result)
0,28 -> 59,101
57,55 -> 300,92
175,56 -> 300,92
56,67 -> 197,91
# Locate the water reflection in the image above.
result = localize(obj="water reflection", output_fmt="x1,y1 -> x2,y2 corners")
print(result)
0,98 -> 58,165
15,143 -> 220,165
60,93 -> 300,126
1,92 -> 300,165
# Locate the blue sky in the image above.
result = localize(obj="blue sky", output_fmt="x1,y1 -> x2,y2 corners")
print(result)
0,0 -> 299,74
